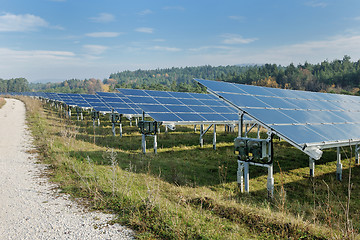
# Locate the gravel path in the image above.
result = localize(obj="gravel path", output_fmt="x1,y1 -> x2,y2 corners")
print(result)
0,98 -> 135,240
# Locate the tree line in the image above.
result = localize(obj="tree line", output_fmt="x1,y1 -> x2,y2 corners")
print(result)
3,55 -> 360,95
0,78 -> 29,93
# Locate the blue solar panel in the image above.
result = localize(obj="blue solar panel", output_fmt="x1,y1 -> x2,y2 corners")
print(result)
95,92 -> 142,115
116,88 -> 240,123
195,78 -> 360,149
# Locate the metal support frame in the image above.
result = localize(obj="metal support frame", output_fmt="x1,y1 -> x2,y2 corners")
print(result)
237,161 -> 244,192
309,157 -> 315,177
356,145 -> 359,165
141,134 -> 157,154
140,111 -> 158,154
142,134 -> 146,154
336,147 -> 342,181
237,160 -> 274,197
199,124 -> 217,149
68,106 -> 71,119
213,124 -> 216,150
194,125 -> 197,132
236,123 -> 274,198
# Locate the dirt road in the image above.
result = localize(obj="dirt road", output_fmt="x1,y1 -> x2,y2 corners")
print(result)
0,98 -> 134,239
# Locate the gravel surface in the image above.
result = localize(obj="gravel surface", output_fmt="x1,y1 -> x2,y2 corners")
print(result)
0,98 -> 135,240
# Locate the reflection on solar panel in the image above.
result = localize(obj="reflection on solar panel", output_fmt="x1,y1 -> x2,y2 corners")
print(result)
116,88 -> 239,124
96,92 -> 142,115
195,78 -> 360,159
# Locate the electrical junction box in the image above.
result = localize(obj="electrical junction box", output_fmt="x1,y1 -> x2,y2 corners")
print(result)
91,111 -> 99,120
234,137 -> 271,164
109,112 -> 120,123
138,120 -> 160,135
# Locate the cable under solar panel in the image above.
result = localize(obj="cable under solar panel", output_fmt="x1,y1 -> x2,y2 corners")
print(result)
116,88 -> 240,124
195,78 -> 360,158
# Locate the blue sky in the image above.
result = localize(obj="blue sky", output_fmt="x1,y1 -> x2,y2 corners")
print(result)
1,0 -> 360,82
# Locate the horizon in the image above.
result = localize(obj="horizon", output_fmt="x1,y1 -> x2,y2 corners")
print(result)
2,1 -> 360,83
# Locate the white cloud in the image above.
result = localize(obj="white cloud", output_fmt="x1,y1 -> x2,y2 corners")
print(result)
0,13 -> 49,32
89,13 -> 115,23
354,16 -> 360,21
148,46 -> 181,52
86,32 -> 121,38
305,1 -> 327,8
83,45 -> 108,55
135,27 -> 154,34
0,48 -> 75,60
138,9 -> 153,16
222,34 -> 257,44
189,45 -> 233,52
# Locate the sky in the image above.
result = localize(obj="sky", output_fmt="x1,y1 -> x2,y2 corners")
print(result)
1,0 -> 360,83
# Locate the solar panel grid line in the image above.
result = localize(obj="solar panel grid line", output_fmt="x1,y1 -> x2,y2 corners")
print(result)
195,78 -> 360,156
95,92 -> 143,116
116,88 -> 241,124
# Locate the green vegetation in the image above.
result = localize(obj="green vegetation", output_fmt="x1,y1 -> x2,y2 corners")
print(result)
21,96 -> 360,239
0,78 -> 29,92
0,55 -> 354,95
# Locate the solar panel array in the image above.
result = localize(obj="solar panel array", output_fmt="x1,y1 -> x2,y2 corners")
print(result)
96,92 -> 142,115
195,78 -> 360,149
116,88 -> 239,124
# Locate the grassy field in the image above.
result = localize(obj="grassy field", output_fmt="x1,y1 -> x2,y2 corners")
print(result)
22,96 -> 360,239
0,97 -> 5,108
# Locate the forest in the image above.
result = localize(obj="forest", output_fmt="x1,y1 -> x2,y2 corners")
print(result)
3,55 -> 360,95
0,78 -> 29,93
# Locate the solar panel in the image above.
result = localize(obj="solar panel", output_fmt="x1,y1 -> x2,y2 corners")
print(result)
116,88 -> 240,124
80,94 -> 111,112
96,92 -> 142,115
195,78 -> 360,155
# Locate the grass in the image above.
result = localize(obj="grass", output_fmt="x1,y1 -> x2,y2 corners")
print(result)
21,96 -> 360,239
0,97 -> 6,108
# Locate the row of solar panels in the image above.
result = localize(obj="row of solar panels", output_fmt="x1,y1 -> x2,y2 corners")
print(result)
195,79 -> 360,159
0,89 -> 241,125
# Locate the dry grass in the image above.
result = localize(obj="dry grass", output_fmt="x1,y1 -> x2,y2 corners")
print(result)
21,96 -> 359,239
0,97 -> 6,109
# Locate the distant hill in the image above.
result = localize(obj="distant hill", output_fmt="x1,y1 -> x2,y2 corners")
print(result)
4,55 -> 360,95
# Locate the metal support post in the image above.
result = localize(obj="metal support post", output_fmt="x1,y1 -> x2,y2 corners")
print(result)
119,123 -> 123,137
154,135 -> 157,154
239,113 -> 244,137
165,125 -> 168,133
267,164 -> 274,198
130,118 -> 132,126
244,162 -> 250,193
200,124 -> 204,147
356,145 -> 359,164
194,125 -> 196,132
112,123 -> 116,136
135,117 -> 138,126
142,134 -> 146,154
245,123 -> 248,137
309,157 -> 315,177
80,112 -> 83,121
213,124 -> 216,150
336,147 -> 342,181
237,161 -> 244,193
257,125 -> 260,139
97,118 -> 100,126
